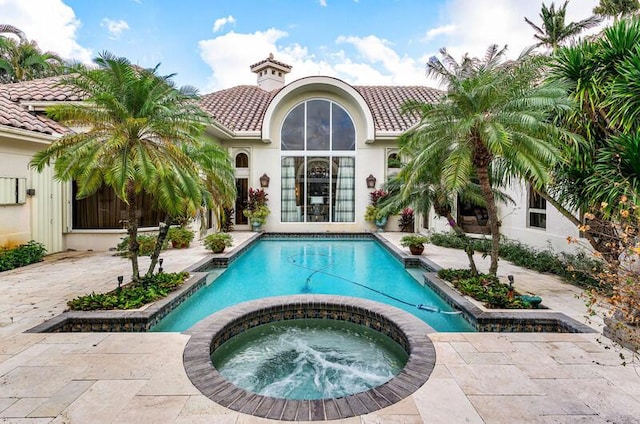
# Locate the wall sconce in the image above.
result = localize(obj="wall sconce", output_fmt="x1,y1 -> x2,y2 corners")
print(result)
366,174 -> 377,189
26,188 -> 36,196
259,173 -> 270,188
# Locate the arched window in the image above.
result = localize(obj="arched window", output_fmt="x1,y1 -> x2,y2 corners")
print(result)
235,153 -> 248,168
280,99 -> 356,223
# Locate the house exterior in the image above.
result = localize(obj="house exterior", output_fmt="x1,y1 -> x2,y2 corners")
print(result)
0,56 -> 583,254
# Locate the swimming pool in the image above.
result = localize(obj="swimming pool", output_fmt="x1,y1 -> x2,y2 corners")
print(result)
152,238 -> 475,332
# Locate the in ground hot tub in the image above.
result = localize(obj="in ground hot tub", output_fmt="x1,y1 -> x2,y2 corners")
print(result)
183,295 -> 436,421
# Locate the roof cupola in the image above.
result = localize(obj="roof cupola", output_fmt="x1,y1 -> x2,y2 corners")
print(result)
249,53 -> 292,91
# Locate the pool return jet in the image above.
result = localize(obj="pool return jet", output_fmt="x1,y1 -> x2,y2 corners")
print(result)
288,253 -> 462,315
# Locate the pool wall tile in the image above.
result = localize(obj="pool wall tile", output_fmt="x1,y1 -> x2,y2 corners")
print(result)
183,295 -> 437,421
27,233 -> 595,337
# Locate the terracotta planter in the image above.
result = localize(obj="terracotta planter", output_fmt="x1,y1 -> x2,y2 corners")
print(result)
409,244 -> 424,255
170,240 -> 190,249
211,246 -> 226,254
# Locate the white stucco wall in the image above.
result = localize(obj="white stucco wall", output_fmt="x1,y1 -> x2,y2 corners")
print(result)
426,181 -> 587,255
234,79 -> 388,233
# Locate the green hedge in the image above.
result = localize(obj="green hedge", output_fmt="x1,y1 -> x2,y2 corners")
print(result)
430,232 -> 601,288
0,241 -> 47,272
67,271 -> 189,310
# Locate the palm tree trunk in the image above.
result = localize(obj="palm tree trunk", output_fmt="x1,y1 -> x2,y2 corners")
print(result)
146,215 -> 172,277
476,164 -> 500,276
126,182 -> 140,281
444,212 -> 479,276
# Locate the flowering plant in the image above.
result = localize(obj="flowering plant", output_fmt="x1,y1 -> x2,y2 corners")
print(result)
243,188 -> 270,226
365,189 -> 388,222
398,207 -> 415,232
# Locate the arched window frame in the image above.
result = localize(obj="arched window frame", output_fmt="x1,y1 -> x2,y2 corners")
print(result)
279,98 -> 356,223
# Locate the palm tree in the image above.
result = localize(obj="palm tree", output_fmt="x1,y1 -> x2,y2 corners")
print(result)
545,17 -> 640,263
0,38 -> 63,83
0,24 -> 26,41
0,25 -> 63,83
30,52 -> 236,281
525,1 -> 602,51
400,45 -> 573,276
593,0 -> 640,20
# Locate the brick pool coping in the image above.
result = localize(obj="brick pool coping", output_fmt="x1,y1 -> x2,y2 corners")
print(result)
182,295 -> 437,421
27,232 -> 595,334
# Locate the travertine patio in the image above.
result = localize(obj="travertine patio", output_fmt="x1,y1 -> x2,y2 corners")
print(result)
1,232 -> 639,423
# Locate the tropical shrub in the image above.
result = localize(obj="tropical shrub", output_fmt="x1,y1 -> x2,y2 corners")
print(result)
437,268 -> 533,309
167,227 -> 195,248
67,271 -> 189,310
399,234 -> 429,248
243,188 -> 270,226
364,189 -> 388,222
116,234 -> 168,257
0,241 -> 47,272
204,232 -> 233,253
398,207 -> 415,232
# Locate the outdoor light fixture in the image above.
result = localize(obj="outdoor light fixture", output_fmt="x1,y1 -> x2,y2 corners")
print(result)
366,174 -> 377,189
259,173 -> 270,188
26,188 -> 36,196
117,275 -> 124,291
158,258 -> 164,274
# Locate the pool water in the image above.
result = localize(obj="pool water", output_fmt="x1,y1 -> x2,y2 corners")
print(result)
152,238 -> 475,332
211,319 -> 408,400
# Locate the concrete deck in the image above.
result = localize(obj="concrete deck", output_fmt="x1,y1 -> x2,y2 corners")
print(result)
0,232 -> 639,423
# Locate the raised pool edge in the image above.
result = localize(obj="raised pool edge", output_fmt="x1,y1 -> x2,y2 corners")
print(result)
183,295 -> 437,421
26,232 -> 595,334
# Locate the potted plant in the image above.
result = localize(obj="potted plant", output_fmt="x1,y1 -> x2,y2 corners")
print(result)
243,188 -> 270,231
400,234 -> 429,255
204,232 -> 233,253
167,226 -> 195,249
243,205 -> 270,231
364,189 -> 388,231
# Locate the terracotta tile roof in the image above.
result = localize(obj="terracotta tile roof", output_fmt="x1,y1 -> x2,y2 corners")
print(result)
199,85 -> 279,132
199,84 -> 442,134
0,94 -> 63,135
250,55 -> 293,71
3,75 -> 84,102
355,86 -> 442,132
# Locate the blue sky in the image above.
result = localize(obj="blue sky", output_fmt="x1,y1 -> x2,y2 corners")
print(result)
3,0 -> 600,92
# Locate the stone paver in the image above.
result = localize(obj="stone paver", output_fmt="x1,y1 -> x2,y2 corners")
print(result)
0,232 -> 638,423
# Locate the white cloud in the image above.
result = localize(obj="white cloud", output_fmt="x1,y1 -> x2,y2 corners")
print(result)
423,24 -> 456,41
435,0 -> 601,60
197,0 -> 604,92
101,18 -> 130,40
336,35 -> 425,85
319,0 -> 327,6
0,0 -> 92,62
198,29 -> 428,91
212,15 -> 236,33
199,28 -> 293,90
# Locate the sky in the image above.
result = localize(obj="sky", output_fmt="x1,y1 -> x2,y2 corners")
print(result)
2,0 -> 602,93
